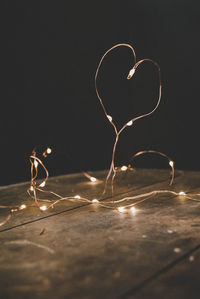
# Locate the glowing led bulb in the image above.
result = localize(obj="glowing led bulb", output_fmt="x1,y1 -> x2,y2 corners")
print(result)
179,191 -> 186,196
169,160 -> 174,167
39,181 -> 46,188
40,205 -> 47,211
118,206 -> 125,213
20,204 -> 26,210
92,199 -> 99,203
90,177 -> 97,182
121,165 -> 128,171
127,67 -> 135,79
46,147 -> 52,154
130,206 -> 136,213
74,195 -> 81,199
34,160 -> 39,168
127,120 -> 133,126
107,115 -> 112,122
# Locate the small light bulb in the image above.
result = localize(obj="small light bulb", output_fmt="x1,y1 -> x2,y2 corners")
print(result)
130,206 -> 136,213
90,177 -> 97,182
40,205 -> 47,211
179,191 -> 186,196
169,160 -> 174,167
118,206 -> 125,213
30,186 -> 34,191
74,195 -> 81,199
189,255 -> 194,262
121,165 -> 128,171
107,115 -> 112,122
127,120 -> 133,126
46,147 -> 52,154
174,247 -> 181,253
20,204 -> 26,210
92,199 -> 99,203
127,67 -> 135,79
34,160 -> 39,168
39,181 -> 46,188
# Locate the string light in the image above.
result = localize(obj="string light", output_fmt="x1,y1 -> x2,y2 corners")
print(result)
118,207 -> 125,213
34,160 -> 39,168
39,181 -> 46,188
92,199 -> 99,203
127,120 -> 133,126
0,44 -> 168,225
121,165 -> 128,171
90,177 -> 97,182
40,205 -> 47,211
130,206 -> 136,214
43,147 -> 52,158
115,164 -> 134,173
46,147 -> 52,154
95,43 -> 162,195
83,172 -> 99,183
107,115 -> 112,122
1,43 -> 200,227
0,143 -> 200,227
127,67 -> 135,79
19,204 -> 26,210
179,191 -> 186,196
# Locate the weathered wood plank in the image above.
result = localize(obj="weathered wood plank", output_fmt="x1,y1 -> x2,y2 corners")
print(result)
0,169 -> 179,231
124,246 -> 200,299
0,169 -> 200,298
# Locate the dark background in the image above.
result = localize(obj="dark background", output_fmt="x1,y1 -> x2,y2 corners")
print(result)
2,0 -> 200,186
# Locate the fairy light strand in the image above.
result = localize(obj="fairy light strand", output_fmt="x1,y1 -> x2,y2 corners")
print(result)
1,42 -> 200,227
94,43 -> 162,195
0,147 -> 200,227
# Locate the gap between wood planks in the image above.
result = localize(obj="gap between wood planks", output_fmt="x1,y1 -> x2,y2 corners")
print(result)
119,244 -> 200,298
0,172 -> 179,233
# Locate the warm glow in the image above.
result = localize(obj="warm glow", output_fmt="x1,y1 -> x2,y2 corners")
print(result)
130,206 -> 136,213
40,205 -> 47,211
20,204 -> 26,210
169,160 -> 174,167
118,206 -> 125,213
46,147 -> 52,154
127,67 -> 135,79
39,181 -> 46,188
121,165 -> 128,171
107,115 -> 112,122
179,191 -> 186,196
34,160 -> 39,168
174,247 -> 181,253
90,177 -> 97,182
30,186 -> 34,191
127,120 -> 133,126
74,195 -> 81,199
92,199 -> 99,203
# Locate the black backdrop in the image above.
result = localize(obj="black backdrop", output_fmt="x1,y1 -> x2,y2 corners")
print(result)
2,0 -> 200,186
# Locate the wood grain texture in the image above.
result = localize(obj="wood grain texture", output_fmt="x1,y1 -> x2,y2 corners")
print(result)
0,169 -> 200,298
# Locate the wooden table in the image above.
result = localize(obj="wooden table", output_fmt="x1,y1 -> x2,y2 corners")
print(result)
0,169 -> 200,298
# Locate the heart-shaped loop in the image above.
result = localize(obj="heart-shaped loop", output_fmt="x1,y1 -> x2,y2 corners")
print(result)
95,43 -> 162,194
95,43 -> 137,135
